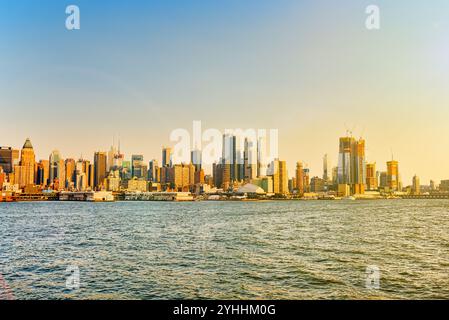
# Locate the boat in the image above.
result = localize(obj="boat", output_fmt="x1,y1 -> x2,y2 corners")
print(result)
0,192 -> 16,202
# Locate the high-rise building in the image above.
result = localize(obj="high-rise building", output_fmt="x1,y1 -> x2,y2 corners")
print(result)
121,160 -> 132,181
88,163 -> 95,188
236,150 -> 244,181
257,137 -> 268,177
105,170 -> 121,192
288,178 -> 295,194
244,137 -> 257,181
353,138 -> 366,194
379,171 -> 388,189
49,150 -> 64,188
213,162 -> 222,188
311,176 -> 325,193
430,180 -> 436,191
94,151 -> 107,189
303,167 -> 310,193
323,154 -> 329,182
107,145 -> 116,172
222,134 -> 238,182
162,147 -> 172,167
19,138 -> 35,187
75,158 -> 88,191
440,180 -> 449,192
194,169 -> 205,185
332,166 -> 338,186
36,160 -> 49,186
170,163 -> 195,192
268,159 -> 288,195
141,164 -> 148,181
279,160 -> 288,195
65,158 -> 76,189
11,149 -> 20,168
412,175 -> 420,195
131,154 -> 144,178
366,163 -> 377,190
295,162 -> 304,196
337,136 -> 366,194
337,137 -> 352,185
148,159 -> 158,182
387,160 -> 399,192
222,163 -> 231,190
191,149 -> 202,172
160,166 -> 169,185
0,147 -> 13,174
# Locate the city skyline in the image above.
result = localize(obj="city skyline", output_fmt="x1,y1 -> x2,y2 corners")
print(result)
0,132 -> 446,190
2,1 -> 449,185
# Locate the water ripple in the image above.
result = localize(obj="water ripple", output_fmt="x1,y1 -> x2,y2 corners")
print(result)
1,200 -> 449,299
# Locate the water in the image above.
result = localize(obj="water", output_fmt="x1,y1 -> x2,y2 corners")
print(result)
1,200 -> 449,300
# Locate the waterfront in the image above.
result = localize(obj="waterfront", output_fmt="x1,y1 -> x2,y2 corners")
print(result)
1,200 -> 449,299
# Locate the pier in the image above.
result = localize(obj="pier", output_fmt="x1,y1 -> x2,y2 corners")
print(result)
400,194 -> 449,199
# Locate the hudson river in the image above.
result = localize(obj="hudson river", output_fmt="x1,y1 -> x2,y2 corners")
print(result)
1,200 -> 449,299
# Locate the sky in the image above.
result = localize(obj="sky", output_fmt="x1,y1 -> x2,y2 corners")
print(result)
1,0 -> 449,185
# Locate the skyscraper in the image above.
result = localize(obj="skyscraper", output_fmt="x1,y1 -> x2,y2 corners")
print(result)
353,138 -> 366,194
366,163 -> 377,191
295,162 -> 304,196
379,171 -> 388,189
75,158 -> 88,191
303,167 -> 310,193
88,163 -> 95,188
387,160 -> 399,192
257,136 -> 268,177
279,160 -> 288,195
430,180 -> 436,191
36,160 -> 49,186
412,175 -> 420,195
94,151 -> 107,189
191,149 -> 202,172
0,147 -> 13,174
268,159 -> 288,195
65,158 -> 76,189
148,159 -> 158,182
222,134 -> 237,182
107,145 -> 117,172
131,154 -> 144,178
162,147 -> 172,168
323,154 -> 329,182
19,138 -> 35,187
244,137 -> 257,181
337,136 -> 366,194
222,163 -> 231,190
49,150 -> 63,187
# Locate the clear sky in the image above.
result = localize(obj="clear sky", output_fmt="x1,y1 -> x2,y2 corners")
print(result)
1,0 -> 449,185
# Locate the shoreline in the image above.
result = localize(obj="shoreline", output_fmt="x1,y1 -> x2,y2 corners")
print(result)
1,197 -> 448,203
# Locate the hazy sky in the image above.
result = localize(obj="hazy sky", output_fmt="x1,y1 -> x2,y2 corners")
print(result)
1,0 -> 449,184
